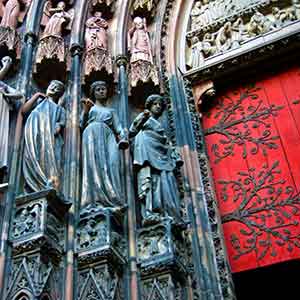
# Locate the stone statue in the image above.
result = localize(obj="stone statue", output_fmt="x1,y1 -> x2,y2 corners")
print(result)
1,0 -> 21,29
128,16 -> 158,87
190,0 -> 212,31
231,17 -> 244,48
190,2 -> 204,31
42,1 -> 71,38
36,1 -> 73,65
0,0 -> 31,58
22,80 -> 66,193
292,0 -> 300,19
201,32 -> 217,57
129,94 -> 182,225
0,56 -> 23,175
85,11 -> 108,51
80,81 -> 128,210
83,11 -> 112,79
216,21 -> 234,52
189,36 -> 205,69
247,11 -> 271,37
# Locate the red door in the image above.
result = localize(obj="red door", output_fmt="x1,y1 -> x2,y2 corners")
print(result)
202,65 -> 300,272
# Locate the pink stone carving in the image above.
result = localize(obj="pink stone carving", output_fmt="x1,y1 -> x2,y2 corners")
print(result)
83,11 -> 112,80
1,0 -> 20,29
128,17 -> 158,87
85,11 -> 108,51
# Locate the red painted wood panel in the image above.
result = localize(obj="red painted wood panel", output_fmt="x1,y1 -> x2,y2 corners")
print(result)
202,65 -> 300,273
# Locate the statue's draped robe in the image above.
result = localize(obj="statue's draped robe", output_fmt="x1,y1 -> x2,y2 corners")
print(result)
130,28 -> 152,63
43,12 -> 68,37
81,106 -> 124,209
1,0 -> 20,29
130,115 -> 180,219
85,17 -> 108,51
23,98 -> 65,192
0,82 -> 17,170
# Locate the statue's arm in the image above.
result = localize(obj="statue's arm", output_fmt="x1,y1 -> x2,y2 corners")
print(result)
3,85 -> 24,101
0,64 -> 10,81
129,111 -> 150,138
112,111 -> 129,149
55,108 -> 66,136
21,92 -> 45,115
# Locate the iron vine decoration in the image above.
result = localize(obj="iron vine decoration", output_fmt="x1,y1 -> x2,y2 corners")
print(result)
204,85 -> 283,164
220,161 -> 300,261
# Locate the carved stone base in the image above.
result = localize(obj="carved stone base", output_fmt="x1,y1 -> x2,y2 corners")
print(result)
12,189 -> 69,256
35,36 -> 66,66
137,220 -> 187,277
77,263 -> 124,300
0,26 -> 21,59
130,60 -> 159,88
82,48 -> 113,83
77,207 -> 126,267
6,189 -> 68,300
141,273 -> 186,300
6,251 -> 63,300
138,220 -> 188,299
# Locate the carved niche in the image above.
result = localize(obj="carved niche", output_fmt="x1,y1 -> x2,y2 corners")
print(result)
0,0 -> 32,59
35,1 -> 74,74
82,9 -> 113,84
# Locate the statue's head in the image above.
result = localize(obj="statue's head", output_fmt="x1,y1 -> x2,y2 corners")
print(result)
133,17 -> 144,30
90,81 -> 108,103
46,80 -> 65,101
94,11 -> 102,18
57,1 -> 66,10
191,36 -> 199,45
145,94 -> 166,117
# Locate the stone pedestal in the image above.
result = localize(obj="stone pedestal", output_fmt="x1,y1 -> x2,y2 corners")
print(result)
6,189 -> 69,300
138,220 -> 188,300
76,207 -> 126,299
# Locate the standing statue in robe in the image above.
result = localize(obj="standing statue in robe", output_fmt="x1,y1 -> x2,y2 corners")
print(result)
1,0 -> 21,29
36,1 -> 73,65
128,16 -> 158,87
80,81 -> 128,211
22,80 -> 66,193
0,0 -> 31,58
0,56 -> 23,177
129,95 -> 183,225
83,11 -> 112,80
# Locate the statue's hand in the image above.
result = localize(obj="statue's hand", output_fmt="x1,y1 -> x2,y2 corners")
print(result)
143,109 -> 151,119
1,56 -> 12,68
35,92 -> 46,99
54,126 -> 61,136
81,98 -> 94,113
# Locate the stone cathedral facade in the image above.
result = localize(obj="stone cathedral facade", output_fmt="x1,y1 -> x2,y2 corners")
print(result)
0,0 -> 300,299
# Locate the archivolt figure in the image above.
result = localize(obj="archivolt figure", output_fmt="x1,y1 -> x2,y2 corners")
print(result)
128,16 -> 158,87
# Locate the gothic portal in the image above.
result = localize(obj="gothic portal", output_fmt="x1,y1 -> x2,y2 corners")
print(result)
0,0 -> 300,299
